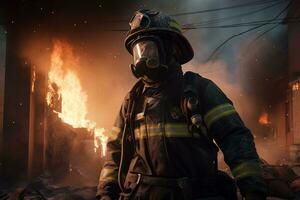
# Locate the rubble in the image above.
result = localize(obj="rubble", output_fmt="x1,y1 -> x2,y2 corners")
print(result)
0,173 -> 97,200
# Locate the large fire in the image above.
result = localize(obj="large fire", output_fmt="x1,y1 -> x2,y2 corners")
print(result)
258,111 -> 270,125
46,40 -> 108,156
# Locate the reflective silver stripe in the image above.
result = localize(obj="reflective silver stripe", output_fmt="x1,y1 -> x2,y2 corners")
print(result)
204,103 -> 236,129
135,112 -> 145,121
99,166 -> 118,182
134,123 -> 199,139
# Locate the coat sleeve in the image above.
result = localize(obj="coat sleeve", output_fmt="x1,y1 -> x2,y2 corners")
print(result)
200,79 -> 267,197
96,95 -> 129,199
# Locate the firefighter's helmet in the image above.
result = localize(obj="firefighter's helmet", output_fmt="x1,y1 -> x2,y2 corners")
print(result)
125,9 -> 194,64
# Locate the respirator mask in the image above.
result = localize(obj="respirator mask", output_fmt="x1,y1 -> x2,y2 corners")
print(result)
130,36 -> 168,82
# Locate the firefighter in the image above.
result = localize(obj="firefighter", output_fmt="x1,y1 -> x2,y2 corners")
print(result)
97,9 -> 267,200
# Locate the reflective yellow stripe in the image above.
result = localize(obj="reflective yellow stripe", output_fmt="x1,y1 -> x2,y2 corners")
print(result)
204,103 -> 236,129
169,20 -> 182,32
99,166 -> 118,182
231,161 -> 263,180
108,126 -> 122,141
134,123 -> 198,139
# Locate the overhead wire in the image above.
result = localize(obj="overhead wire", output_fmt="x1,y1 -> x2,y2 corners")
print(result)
171,0 -> 285,17
184,1 -> 285,27
100,0 -> 293,68
205,0 -> 292,62
247,24 -> 282,48
183,18 -> 299,29
104,1 -> 295,31
244,1 -> 298,52
101,0 -> 285,23
104,18 -> 299,32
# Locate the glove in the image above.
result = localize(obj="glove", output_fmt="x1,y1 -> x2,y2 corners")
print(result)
244,192 -> 266,200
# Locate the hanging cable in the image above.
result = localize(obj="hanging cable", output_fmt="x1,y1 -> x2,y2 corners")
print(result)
244,1 -> 298,51
103,17 -> 299,32
171,0 -> 285,17
187,1 -> 285,27
205,0 -> 292,62
183,18 -> 299,29
248,24 -> 282,50
100,0 -> 284,24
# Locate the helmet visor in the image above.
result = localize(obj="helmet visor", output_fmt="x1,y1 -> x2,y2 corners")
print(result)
132,40 -> 160,69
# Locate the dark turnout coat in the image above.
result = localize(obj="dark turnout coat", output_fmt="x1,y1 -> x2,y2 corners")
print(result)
97,71 -> 267,200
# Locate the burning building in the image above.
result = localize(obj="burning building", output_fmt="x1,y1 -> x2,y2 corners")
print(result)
0,3 -> 110,185
0,0 -> 300,199
1,37 -> 107,185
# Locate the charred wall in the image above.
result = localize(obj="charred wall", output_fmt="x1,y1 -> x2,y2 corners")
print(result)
2,23 -> 32,181
1,1 -> 51,182
0,26 -> 6,179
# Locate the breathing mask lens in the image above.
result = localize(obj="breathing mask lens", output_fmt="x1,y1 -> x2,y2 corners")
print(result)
133,40 -> 160,69
130,38 -> 168,81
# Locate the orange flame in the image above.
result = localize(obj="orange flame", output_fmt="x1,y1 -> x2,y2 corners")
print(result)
292,82 -> 299,91
47,40 -> 107,156
258,111 -> 270,125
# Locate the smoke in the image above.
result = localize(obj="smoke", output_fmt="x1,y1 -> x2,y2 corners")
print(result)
184,60 -> 258,124
184,57 -> 287,164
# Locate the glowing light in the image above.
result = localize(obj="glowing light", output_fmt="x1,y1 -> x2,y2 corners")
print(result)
258,112 -> 270,125
47,40 -> 108,156
31,66 -> 36,93
292,82 -> 299,91
94,128 -> 107,156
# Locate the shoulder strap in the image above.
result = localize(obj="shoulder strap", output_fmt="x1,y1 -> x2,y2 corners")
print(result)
182,71 -> 219,154
182,71 -> 208,117
183,71 -> 202,96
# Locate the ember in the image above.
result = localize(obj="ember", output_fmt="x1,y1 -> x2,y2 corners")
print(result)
258,111 -> 270,125
46,40 -> 107,156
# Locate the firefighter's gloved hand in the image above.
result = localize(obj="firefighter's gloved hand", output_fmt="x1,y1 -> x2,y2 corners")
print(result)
244,192 -> 266,200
